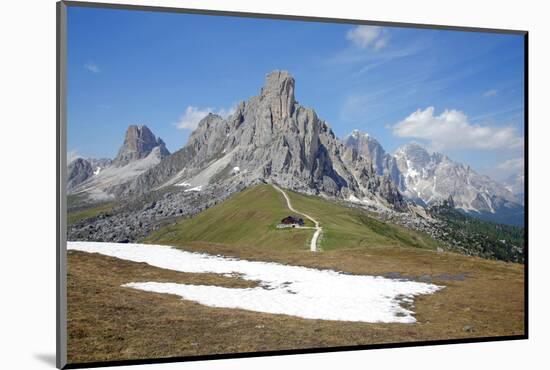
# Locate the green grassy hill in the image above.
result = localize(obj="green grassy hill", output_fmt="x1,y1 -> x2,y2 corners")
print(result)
67,202 -> 116,226
144,184 -> 441,252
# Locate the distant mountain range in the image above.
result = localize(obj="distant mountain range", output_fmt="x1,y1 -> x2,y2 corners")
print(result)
503,173 -> 525,200
344,130 -> 523,225
67,70 -> 524,226
67,125 -> 170,200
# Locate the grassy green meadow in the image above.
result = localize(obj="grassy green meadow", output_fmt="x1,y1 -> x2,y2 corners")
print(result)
67,184 -> 524,364
144,184 -> 440,252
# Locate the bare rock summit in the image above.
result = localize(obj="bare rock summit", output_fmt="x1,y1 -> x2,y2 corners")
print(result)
113,125 -> 170,166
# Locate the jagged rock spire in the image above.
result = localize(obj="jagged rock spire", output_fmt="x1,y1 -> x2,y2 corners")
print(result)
260,70 -> 296,121
113,125 -> 170,166
119,71 -> 406,211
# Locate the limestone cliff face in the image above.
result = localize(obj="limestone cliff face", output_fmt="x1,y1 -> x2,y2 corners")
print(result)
68,125 -> 170,200
119,71 -> 404,209
393,142 -> 522,216
67,158 -> 93,191
342,131 -> 524,224
344,130 -> 402,188
113,125 -> 170,166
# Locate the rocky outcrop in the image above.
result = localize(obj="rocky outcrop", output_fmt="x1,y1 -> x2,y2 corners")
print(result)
394,142 -> 524,225
344,130 -> 402,188
67,158 -> 93,191
118,71 -> 404,209
342,130 -> 524,225
68,125 -> 170,201
88,158 -> 113,173
113,125 -> 169,166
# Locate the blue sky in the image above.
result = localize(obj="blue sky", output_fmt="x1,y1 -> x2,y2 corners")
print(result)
67,6 -> 525,181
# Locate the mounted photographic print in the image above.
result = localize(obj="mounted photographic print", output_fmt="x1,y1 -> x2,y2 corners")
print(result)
56,1 -> 528,368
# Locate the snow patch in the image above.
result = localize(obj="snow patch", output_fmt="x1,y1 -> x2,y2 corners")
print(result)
175,181 -> 191,187
406,160 -> 420,180
347,194 -> 387,210
184,185 -> 202,192
68,241 -> 444,323
93,167 -> 101,176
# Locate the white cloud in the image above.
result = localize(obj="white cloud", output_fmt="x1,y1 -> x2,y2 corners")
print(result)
84,62 -> 100,73
346,26 -> 389,50
483,89 -> 498,98
486,157 -> 524,184
497,157 -> 524,172
374,38 -> 388,50
392,106 -> 524,151
175,106 -> 236,130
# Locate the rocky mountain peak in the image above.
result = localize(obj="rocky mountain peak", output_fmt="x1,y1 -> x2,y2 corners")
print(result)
113,125 -> 170,166
395,142 -> 432,169
345,130 -> 378,147
345,130 -> 380,164
346,130 -> 362,143
392,141 -> 523,224
395,142 -> 428,155
344,130 -> 402,188
260,70 -> 296,121
114,71 -> 406,211
67,157 -> 93,191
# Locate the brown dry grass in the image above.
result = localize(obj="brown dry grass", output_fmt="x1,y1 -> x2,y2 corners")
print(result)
67,242 -> 524,364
